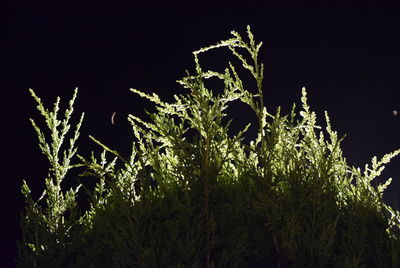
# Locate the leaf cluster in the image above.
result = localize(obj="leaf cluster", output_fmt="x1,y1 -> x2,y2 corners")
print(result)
18,26 -> 400,267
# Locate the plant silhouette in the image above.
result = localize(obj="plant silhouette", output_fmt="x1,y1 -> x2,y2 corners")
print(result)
18,26 -> 400,267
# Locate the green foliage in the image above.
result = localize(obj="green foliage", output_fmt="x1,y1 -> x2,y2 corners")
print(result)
18,26 -> 400,267
18,89 -> 84,267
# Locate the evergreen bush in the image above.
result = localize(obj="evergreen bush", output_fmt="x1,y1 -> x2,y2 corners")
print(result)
18,26 -> 400,267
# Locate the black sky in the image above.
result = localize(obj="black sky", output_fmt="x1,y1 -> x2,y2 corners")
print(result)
3,2 -> 400,265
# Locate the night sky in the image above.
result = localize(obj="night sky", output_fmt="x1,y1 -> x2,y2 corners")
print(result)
3,3 -> 400,265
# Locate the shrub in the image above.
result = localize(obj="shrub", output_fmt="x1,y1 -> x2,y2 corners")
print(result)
18,26 -> 400,267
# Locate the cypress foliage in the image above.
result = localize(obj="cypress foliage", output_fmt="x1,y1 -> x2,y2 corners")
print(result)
18,26 -> 400,267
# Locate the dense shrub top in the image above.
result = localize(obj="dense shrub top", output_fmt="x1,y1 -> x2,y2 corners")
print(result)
18,26 -> 400,267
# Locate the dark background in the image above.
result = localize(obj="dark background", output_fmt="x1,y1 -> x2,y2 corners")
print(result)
3,2 -> 400,266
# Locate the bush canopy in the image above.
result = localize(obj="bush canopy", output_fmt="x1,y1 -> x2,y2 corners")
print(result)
18,26 -> 400,267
